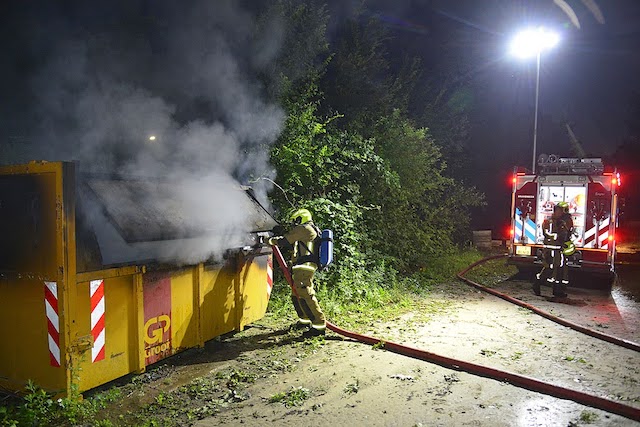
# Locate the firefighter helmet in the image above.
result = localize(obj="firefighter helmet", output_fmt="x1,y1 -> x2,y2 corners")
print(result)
290,208 -> 312,225
562,241 -> 576,256
557,201 -> 570,213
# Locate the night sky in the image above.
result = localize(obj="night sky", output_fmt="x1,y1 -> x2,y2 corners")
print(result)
1,0 -> 639,231
335,0 -> 640,229
347,0 -> 640,155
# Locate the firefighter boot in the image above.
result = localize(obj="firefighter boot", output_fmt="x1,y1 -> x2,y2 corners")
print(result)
291,319 -> 311,330
302,325 -> 326,338
290,295 -> 311,329
552,281 -> 568,298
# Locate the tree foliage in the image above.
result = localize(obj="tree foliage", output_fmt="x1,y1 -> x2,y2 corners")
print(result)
266,1 -> 486,291
322,16 -> 420,135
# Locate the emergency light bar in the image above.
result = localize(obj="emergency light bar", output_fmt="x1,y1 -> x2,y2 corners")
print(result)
536,154 -> 604,175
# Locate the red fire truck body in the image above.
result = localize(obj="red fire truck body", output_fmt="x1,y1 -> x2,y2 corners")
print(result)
508,156 -> 620,285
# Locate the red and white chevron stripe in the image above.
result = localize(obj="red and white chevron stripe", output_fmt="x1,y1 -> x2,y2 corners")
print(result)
90,279 -> 106,362
584,218 -> 609,249
267,255 -> 273,298
44,281 -> 60,367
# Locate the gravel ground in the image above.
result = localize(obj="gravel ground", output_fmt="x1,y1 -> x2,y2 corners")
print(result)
191,280 -> 639,427
91,258 -> 640,427
101,266 -> 638,427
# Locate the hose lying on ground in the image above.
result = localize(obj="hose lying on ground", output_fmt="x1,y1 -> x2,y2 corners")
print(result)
270,246 -> 640,422
456,254 -> 640,353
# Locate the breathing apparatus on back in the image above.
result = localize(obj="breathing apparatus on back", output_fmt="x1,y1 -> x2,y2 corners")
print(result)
280,208 -> 334,271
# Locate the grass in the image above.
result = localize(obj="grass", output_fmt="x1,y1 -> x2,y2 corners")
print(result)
268,248 -> 489,332
579,410 -> 599,423
343,379 -> 360,395
0,381 -> 122,427
462,257 -> 517,286
124,367 -> 258,426
510,351 -> 523,360
372,341 -> 385,350
564,355 -> 587,364
268,387 -> 311,407
568,410 -> 600,426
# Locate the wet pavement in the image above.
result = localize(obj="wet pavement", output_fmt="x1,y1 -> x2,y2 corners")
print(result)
488,261 -> 640,345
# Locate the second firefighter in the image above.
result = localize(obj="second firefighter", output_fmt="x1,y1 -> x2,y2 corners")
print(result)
535,202 -> 575,297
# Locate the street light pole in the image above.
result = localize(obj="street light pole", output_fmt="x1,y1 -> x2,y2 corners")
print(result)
532,51 -> 541,173
509,27 -> 559,174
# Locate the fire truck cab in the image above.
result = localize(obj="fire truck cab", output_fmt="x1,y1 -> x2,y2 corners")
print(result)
508,155 -> 621,288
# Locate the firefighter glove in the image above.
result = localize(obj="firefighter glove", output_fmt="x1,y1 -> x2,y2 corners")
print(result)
268,236 -> 283,246
562,241 -> 576,256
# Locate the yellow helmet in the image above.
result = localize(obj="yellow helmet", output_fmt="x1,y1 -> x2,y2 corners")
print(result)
562,241 -> 576,256
290,208 -> 312,225
557,201 -> 570,213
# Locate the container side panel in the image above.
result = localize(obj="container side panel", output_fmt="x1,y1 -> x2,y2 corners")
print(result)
240,255 -> 270,329
0,279 -> 66,392
0,171 -> 65,393
169,270 -> 198,352
201,263 -> 236,342
143,272 -> 172,365
0,174 -> 57,277
75,276 -> 138,392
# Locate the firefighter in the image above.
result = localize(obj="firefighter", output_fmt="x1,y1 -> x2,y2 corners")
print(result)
535,202 -> 574,297
552,201 -> 574,294
533,217 -> 555,295
268,208 -> 326,337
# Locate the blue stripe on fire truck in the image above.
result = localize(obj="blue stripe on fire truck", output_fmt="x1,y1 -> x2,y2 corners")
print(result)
515,208 -> 537,243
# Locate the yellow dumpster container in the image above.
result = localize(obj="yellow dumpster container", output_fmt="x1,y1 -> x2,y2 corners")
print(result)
0,161 -> 276,395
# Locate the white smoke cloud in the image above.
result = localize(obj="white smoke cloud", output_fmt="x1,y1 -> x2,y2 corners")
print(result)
24,0 -> 285,265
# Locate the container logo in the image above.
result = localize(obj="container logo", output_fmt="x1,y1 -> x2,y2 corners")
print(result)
143,273 -> 172,365
144,315 -> 171,346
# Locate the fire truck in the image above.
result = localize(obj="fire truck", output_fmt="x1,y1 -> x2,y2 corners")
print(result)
508,155 -> 621,287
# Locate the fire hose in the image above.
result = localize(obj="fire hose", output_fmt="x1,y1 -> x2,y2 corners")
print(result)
270,245 -> 640,422
456,254 -> 640,353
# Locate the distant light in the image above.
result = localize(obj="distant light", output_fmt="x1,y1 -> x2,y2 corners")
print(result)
149,135 -> 156,141
510,27 -> 560,59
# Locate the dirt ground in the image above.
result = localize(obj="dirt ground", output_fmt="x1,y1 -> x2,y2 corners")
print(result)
109,265 -> 640,427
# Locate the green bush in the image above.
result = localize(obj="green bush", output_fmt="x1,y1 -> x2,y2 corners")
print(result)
0,381 -> 120,427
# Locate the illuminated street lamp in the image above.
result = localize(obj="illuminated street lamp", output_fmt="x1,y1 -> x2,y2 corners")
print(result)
510,27 -> 560,173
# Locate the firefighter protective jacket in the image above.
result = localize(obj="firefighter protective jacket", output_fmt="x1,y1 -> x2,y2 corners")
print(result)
284,222 -> 318,272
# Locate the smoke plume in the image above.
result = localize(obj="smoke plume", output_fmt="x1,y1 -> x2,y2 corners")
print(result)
13,0 -> 286,265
